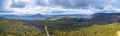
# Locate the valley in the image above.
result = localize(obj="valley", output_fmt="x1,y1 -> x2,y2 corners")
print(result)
0,13 -> 120,36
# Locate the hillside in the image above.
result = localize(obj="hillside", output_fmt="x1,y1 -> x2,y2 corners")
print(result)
0,13 -> 120,36
0,18 -> 120,36
91,13 -> 120,23
0,19 -> 46,36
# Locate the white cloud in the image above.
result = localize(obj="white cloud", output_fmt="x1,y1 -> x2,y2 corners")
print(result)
103,5 -> 120,13
1,0 -> 120,16
10,5 -> 96,15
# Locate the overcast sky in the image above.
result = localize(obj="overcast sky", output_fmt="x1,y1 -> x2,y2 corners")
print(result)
0,0 -> 120,15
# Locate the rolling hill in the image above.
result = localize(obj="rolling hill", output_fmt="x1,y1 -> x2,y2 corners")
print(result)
0,13 -> 120,36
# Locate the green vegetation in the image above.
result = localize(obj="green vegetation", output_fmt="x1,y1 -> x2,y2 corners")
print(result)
0,19 -> 46,36
46,23 -> 120,36
0,18 -> 120,36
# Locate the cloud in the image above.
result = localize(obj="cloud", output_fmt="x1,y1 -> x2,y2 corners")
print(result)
10,0 -> 26,8
49,0 -> 91,8
1,0 -> 120,15
34,0 -> 120,9
0,0 -> 12,9
0,0 -> 5,9
35,0 -> 91,8
9,6 -> 96,15
1,0 -> 120,9
35,0 -> 50,6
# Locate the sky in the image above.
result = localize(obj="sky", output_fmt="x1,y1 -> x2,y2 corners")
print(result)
0,0 -> 120,15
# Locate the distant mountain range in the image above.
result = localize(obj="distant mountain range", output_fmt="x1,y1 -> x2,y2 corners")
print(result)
0,14 -> 45,19
0,13 -> 120,22
0,13 -> 89,19
53,13 -> 120,23
91,13 -> 120,22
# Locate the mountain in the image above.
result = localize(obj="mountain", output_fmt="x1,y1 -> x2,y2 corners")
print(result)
1,12 -> 120,23
46,14 -> 89,17
0,13 -> 90,20
1,17 -> 120,36
91,13 -> 120,23
0,14 -> 45,19
1,13 -> 120,36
